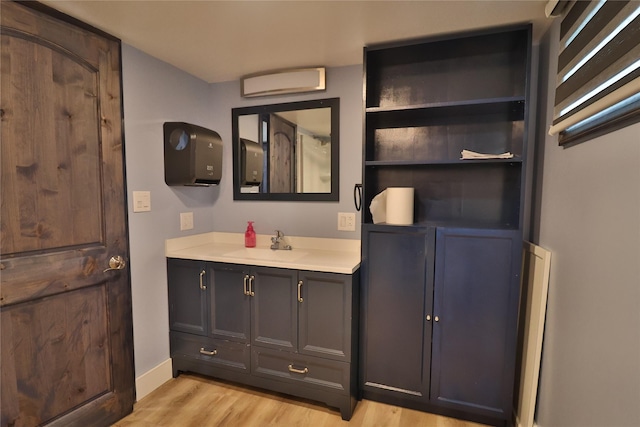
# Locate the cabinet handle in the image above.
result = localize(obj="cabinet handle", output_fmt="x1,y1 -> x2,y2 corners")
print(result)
249,275 -> 255,296
243,274 -> 250,296
426,314 -> 431,321
297,280 -> 303,303
199,270 -> 206,290
434,316 -> 440,322
199,347 -> 217,356
288,364 -> 309,375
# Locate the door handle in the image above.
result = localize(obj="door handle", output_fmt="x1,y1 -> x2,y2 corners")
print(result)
103,255 -> 126,273
297,280 -> 303,303
243,274 -> 250,296
199,270 -> 206,290
249,275 -> 255,296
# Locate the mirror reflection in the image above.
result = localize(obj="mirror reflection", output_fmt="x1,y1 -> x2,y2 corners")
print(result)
232,98 -> 339,201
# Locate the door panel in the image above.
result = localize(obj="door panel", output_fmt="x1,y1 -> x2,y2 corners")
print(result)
431,227 -> 521,416
0,2 -> 134,426
298,271 -> 351,361
361,227 -> 433,399
167,259 -> 207,335
251,267 -> 297,350
209,262 -> 251,342
0,33 -> 102,256
1,286 -> 110,425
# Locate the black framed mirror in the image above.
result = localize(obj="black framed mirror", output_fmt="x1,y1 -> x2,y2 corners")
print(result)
232,98 -> 339,201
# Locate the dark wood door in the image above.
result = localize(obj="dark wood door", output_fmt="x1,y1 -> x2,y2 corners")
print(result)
360,226 -> 435,401
0,2 -> 134,426
167,259 -> 207,335
208,262 -> 251,343
431,227 -> 521,419
268,114 -> 295,193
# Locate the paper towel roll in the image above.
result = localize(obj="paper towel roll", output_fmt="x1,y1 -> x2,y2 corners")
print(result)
386,187 -> 414,225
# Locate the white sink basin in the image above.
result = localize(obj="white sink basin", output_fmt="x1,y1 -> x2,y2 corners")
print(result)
224,248 -> 309,262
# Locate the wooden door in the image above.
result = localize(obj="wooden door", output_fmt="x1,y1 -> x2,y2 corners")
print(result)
0,2 -> 134,426
268,114 -> 295,193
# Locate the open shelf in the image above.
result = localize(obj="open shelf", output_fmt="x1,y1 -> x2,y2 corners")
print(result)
365,28 -> 529,109
363,162 -> 522,228
362,25 -> 530,231
365,157 -> 523,166
365,96 -> 525,115
365,102 -> 525,163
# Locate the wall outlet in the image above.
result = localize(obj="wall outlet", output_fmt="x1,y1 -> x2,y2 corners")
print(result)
337,212 -> 356,231
180,212 -> 194,231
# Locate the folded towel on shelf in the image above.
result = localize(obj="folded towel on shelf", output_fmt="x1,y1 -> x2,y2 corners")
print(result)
460,149 -> 514,160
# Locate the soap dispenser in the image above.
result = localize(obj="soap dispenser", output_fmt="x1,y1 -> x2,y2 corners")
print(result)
245,221 -> 256,248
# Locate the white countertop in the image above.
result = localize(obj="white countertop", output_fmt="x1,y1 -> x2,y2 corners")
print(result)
166,232 -> 361,274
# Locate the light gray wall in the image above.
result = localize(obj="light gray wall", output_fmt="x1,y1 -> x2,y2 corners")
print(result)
534,21 -> 640,427
207,65 -> 363,240
121,47 -> 362,378
121,44 -> 219,376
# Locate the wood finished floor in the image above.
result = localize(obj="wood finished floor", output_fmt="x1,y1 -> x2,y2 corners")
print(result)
113,373 -> 488,427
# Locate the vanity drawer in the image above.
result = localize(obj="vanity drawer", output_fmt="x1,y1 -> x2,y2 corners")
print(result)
251,346 -> 349,394
170,331 -> 250,373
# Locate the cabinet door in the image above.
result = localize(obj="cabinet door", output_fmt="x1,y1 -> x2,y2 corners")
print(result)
209,263 -> 251,343
298,271 -> 352,362
167,259 -> 207,335
361,227 -> 434,400
431,227 -> 521,418
251,266 -> 298,351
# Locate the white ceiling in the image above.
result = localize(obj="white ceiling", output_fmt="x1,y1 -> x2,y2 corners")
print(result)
41,0 -> 552,84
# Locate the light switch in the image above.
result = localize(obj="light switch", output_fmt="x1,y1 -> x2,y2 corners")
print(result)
180,212 -> 194,231
133,191 -> 151,212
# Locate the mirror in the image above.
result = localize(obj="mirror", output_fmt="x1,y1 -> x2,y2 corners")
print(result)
232,98 -> 339,201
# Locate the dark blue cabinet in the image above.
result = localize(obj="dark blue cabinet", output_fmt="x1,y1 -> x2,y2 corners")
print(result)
167,259 -> 207,335
208,262 -> 250,342
360,226 -> 522,426
360,23 -> 531,427
431,227 -> 522,419
360,226 -> 435,401
167,258 -> 359,420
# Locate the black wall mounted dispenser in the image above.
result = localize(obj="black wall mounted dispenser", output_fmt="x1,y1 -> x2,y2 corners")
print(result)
163,122 -> 223,186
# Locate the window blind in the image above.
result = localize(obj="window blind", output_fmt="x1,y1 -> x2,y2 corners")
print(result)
549,0 -> 640,145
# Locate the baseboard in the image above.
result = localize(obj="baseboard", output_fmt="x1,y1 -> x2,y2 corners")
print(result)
135,358 -> 173,401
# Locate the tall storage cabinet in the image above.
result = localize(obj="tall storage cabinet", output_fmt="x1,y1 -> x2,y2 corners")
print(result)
360,25 -> 532,426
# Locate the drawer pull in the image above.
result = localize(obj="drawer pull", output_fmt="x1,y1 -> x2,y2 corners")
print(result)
199,347 -> 217,356
288,364 -> 309,375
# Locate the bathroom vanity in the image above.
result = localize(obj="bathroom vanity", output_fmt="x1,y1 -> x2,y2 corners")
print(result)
165,233 -> 360,420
